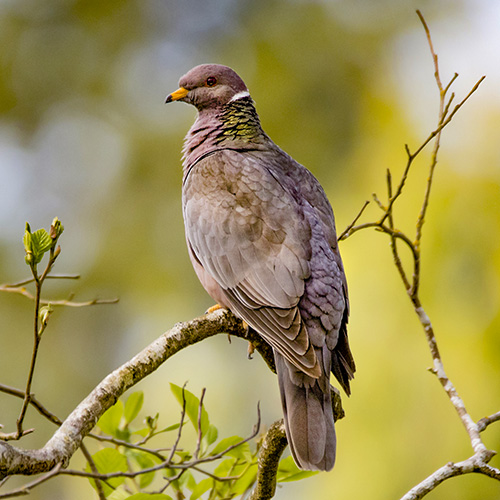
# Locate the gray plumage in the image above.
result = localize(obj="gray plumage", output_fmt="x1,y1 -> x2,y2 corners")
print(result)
166,64 -> 355,471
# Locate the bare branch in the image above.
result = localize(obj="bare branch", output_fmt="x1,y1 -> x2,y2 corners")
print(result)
339,10 -> 496,500
0,463 -> 62,499
0,285 -> 118,307
167,383 -> 188,465
386,169 -> 411,291
87,433 -> 166,461
416,10 -> 442,91
0,308 -> 249,478
410,75 -> 485,161
399,453 -> 500,500
79,444 -> 107,500
2,274 -> 80,288
0,384 -> 62,426
193,388 -> 206,460
443,73 -> 458,100
477,411 -> 500,433
338,200 -> 370,240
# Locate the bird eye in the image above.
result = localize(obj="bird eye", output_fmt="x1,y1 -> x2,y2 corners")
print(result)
206,77 -> 217,87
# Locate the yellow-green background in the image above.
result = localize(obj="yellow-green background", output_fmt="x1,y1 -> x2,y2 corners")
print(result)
0,0 -> 499,499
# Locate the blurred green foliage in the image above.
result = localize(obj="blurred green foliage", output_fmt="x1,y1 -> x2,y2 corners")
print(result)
0,0 -> 499,499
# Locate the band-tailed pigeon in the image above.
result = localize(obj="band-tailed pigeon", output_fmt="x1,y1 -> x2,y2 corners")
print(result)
166,64 -> 355,471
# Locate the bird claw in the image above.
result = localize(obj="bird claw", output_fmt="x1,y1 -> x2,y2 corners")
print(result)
205,303 -> 224,314
247,341 -> 255,359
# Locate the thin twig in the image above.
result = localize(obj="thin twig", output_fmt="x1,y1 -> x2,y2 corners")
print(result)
194,388 -> 206,460
356,73 -> 485,238
0,285 -> 119,307
386,169 -> 411,291
199,404 -> 261,464
15,249 -> 56,438
160,469 -> 185,494
441,91 -> 455,123
443,73 -> 459,99
190,465 -> 241,482
87,433 -> 166,461
0,463 -> 62,499
0,384 -> 62,427
167,384 -> 187,464
338,200 -> 370,240
80,443 -> 107,500
477,411 -> 500,433
410,75 -> 485,160
341,221 -> 418,259
60,409 -> 260,482
338,10 -> 496,500
416,10 -> 442,90
2,274 -> 80,288
0,429 -> 34,442
414,11 -> 448,270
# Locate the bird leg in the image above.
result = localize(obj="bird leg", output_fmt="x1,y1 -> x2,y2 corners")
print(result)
247,341 -> 255,359
205,303 -> 224,314
205,304 -> 252,349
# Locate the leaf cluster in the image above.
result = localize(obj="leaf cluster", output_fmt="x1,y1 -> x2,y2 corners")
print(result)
83,386 -> 311,499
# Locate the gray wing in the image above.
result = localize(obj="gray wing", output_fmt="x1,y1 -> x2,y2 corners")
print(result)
267,148 -> 354,393
183,148 -> 322,377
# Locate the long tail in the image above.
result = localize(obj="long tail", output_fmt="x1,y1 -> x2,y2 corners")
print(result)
274,349 -> 336,471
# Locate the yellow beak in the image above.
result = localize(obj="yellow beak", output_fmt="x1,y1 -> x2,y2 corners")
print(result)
165,87 -> 189,103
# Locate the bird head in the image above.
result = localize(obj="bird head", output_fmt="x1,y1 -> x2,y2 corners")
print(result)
165,64 -> 250,110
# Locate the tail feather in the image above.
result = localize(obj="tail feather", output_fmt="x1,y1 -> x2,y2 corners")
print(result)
275,349 -> 336,471
331,316 -> 355,395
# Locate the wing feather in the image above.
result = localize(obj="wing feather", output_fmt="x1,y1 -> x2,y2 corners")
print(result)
183,149 -> 319,375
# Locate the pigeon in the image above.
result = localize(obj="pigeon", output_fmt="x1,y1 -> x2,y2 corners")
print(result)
166,64 -> 355,471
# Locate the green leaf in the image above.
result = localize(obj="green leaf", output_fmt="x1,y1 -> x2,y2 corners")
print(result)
213,457 -> 237,477
231,463 -> 258,494
22,222 -> 58,266
190,478 -> 212,500
204,423 -> 218,447
127,450 -> 156,489
159,422 -> 182,432
127,494 -> 172,500
210,435 -> 249,459
124,391 -> 144,425
97,400 -> 124,436
30,228 -> 53,264
135,421 -> 183,439
86,448 -> 128,495
170,384 -> 209,436
276,456 -> 319,482
174,450 -> 192,462
89,448 -> 128,474
278,469 -> 319,482
132,427 -> 149,438
107,486 -> 130,500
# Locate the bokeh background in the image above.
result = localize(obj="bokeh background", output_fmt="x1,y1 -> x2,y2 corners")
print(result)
1,0 -> 499,499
